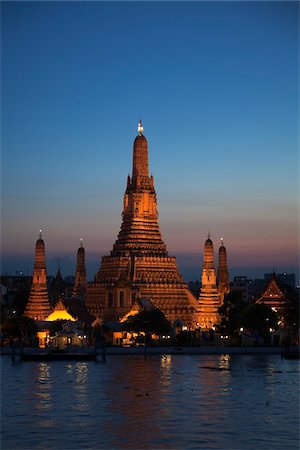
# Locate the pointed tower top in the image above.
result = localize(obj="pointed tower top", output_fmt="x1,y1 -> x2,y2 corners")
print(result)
205,230 -> 213,247
80,238 -> 83,248
39,229 -> 42,239
219,237 -> 227,257
138,119 -> 143,135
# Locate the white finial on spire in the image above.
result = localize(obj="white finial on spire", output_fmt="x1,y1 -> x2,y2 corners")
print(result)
80,238 -> 83,247
39,229 -> 42,239
221,237 -> 224,246
138,119 -> 143,135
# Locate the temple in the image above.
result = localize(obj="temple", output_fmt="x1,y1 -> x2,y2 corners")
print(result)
24,123 -> 231,332
72,239 -> 86,299
217,238 -> 230,304
84,121 -> 200,328
24,231 -> 51,320
198,234 -> 221,328
256,273 -> 289,313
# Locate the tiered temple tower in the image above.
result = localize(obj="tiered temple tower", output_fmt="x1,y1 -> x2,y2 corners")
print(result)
198,234 -> 220,328
217,238 -> 229,304
84,121 -> 199,327
72,239 -> 86,298
24,231 -> 51,320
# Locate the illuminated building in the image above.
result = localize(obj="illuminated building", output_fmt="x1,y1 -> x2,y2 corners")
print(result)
24,231 -> 51,320
198,234 -> 221,328
264,272 -> 296,289
256,273 -> 289,313
36,298 -> 93,348
217,238 -> 229,304
46,299 -> 76,322
84,121 -> 200,328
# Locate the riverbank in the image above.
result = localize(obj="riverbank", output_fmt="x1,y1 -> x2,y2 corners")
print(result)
1,345 -> 292,356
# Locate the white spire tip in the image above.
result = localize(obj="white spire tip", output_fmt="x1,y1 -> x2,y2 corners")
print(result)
138,120 -> 143,135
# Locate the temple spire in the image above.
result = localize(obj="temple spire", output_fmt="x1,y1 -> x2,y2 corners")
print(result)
87,122 -> 200,329
138,119 -> 143,135
198,235 -> 220,329
24,232 -> 51,320
72,238 -> 87,298
217,237 -> 230,305
132,120 -> 149,182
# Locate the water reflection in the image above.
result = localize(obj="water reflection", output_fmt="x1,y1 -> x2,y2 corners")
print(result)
73,363 -> 89,414
160,354 -> 172,389
1,355 -> 299,450
35,363 -> 53,412
102,356 -> 168,448
219,354 -> 230,370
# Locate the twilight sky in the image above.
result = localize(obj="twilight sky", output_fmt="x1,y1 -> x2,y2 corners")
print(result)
1,1 -> 299,283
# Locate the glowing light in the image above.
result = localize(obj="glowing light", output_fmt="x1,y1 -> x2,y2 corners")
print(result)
46,310 -> 76,321
39,229 -> 42,238
138,120 -> 143,135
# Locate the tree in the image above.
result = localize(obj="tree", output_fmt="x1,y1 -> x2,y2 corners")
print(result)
241,303 -> 278,343
124,308 -> 171,336
1,316 -> 38,345
218,290 -> 247,335
282,289 -> 299,341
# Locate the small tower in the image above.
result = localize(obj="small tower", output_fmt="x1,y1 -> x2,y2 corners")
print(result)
72,239 -> 86,298
217,238 -> 230,305
49,258 -> 66,307
24,231 -> 51,320
198,233 -> 220,329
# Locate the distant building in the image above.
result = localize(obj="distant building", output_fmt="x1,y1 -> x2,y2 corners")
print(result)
229,276 -> 265,304
231,276 -> 249,303
0,275 -> 32,309
256,273 -> 290,313
264,272 -> 296,289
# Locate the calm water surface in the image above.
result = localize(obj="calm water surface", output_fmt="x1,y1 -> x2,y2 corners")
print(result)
1,354 -> 299,449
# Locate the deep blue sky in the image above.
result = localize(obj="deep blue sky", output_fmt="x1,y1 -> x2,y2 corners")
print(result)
1,1 -> 299,282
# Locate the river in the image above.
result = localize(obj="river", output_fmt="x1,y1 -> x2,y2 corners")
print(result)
1,354 -> 299,449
